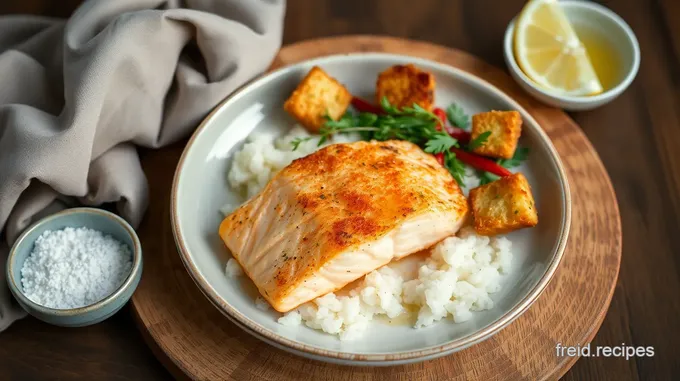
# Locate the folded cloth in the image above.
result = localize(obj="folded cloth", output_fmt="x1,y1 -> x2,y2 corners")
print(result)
0,0 -> 285,332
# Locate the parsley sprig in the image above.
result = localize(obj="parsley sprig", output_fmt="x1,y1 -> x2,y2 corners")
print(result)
443,150 -> 467,185
292,97 -> 467,183
499,147 -> 529,167
424,134 -> 458,154
291,136 -> 311,150
468,131 -> 491,150
446,103 -> 470,129
477,147 -> 530,185
290,98 -> 527,187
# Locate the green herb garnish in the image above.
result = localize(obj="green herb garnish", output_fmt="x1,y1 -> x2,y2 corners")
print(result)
292,96 -> 467,185
498,147 -> 529,168
289,99 -> 527,188
477,148 -> 530,185
290,137 -> 312,150
444,150 -> 466,185
424,134 -> 458,154
477,171 -> 500,185
468,131 -> 491,150
446,103 -> 470,129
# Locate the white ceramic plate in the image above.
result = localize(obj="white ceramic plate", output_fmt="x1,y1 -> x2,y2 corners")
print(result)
171,53 -> 571,366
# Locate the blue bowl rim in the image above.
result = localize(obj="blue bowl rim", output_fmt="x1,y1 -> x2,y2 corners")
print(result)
6,207 -> 143,316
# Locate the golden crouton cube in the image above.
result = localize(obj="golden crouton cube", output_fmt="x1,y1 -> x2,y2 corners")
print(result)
376,64 -> 435,111
471,111 -> 522,159
469,173 -> 538,236
283,66 -> 352,133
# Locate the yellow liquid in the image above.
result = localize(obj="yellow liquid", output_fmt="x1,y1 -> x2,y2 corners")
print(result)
575,26 -> 622,91
376,304 -> 419,326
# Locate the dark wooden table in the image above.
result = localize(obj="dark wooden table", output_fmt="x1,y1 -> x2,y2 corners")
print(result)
1,1 -> 678,380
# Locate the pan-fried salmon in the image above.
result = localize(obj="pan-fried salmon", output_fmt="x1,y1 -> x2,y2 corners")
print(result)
219,140 -> 468,312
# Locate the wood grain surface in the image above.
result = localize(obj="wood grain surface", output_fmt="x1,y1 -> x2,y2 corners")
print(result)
130,35 -> 621,381
0,1 -> 678,380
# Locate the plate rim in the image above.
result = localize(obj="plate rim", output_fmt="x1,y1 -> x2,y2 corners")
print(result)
170,52 -> 572,364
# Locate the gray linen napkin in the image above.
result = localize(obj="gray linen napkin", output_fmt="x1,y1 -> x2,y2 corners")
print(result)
0,0 -> 285,332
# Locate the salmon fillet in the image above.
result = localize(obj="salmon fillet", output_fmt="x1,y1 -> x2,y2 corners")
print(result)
219,140 -> 468,312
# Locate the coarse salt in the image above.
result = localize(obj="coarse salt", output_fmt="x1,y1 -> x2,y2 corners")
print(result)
20,227 -> 133,310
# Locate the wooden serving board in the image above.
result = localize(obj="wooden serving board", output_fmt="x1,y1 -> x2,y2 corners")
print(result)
132,36 -> 621,380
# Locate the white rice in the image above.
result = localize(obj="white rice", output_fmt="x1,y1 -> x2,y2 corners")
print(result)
225,258 -> 243,277
226,227 -> 512,340
279,227 -> 511,339
277,310 -> 302,326
223,126 -> 358,213
222,126 -> 514,340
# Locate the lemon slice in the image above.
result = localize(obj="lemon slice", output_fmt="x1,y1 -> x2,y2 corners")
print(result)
514,0 -> 603,96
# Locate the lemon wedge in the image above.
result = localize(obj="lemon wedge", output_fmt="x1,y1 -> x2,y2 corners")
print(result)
514,0 -> 603,96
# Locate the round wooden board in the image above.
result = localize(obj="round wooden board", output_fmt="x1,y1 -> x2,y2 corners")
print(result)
132,36 -> 622,380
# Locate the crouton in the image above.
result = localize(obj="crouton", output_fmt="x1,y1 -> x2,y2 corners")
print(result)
376,64 -> 435,111
469,173 -> 538,236
283,66 -> 352,133
471,111 -> 522,159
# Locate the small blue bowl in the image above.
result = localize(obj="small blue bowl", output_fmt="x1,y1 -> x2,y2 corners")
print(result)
6,207 -> 143,327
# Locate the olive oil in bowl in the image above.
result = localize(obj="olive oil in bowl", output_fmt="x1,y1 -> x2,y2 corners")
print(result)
575,26 -> 622,92
505,0 -> 639,110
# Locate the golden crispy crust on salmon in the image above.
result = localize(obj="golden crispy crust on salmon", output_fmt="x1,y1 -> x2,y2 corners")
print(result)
219,140 -> 468,312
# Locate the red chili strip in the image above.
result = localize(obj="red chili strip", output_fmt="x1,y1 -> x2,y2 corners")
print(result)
433,107 -> 447,130
444,126 -> 471,144
350,96 -> 384,114
433,107 -> 471,143
449,148 -> 512,177
434,152 -> 445,166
